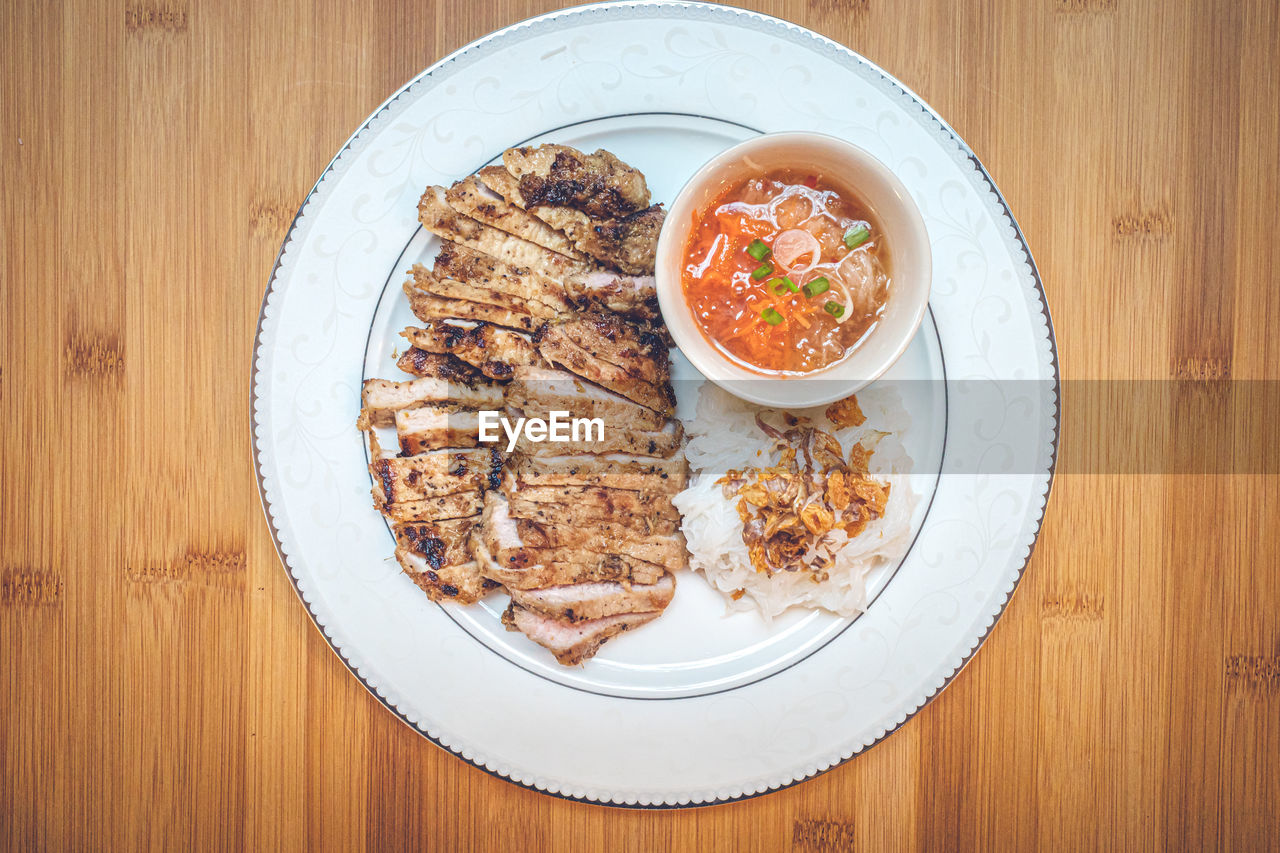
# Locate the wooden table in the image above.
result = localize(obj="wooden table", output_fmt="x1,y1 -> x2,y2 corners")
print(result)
3,0 -> 1277,849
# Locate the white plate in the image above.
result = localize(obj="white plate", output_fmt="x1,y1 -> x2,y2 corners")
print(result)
253,1 -> 1058,807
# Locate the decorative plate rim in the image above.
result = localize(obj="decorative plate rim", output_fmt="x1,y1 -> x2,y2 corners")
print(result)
249,0 -> 1060,809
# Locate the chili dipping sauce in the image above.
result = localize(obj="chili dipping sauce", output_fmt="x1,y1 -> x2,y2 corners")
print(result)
681,169 -> 891,375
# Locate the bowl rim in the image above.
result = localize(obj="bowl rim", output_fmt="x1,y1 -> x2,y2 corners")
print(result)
655,130 -> 932,408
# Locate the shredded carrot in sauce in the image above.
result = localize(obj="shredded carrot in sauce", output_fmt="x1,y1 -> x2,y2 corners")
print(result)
681,169 -> 892,375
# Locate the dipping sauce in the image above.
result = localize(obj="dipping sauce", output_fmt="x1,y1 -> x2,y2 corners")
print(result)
681,169 -> 891,375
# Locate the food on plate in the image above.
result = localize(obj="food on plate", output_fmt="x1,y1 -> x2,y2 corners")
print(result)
563,269 -> 659,321
673,384 -> 915,619
502,605 -> 662,667
392,348 -> 489,383
358,376 -> 503,428
357,144 -> 686,665
400,320 -> 544,381
534,312 -> 675,415
681,169 -> 892,375
356,141 -> 918,664
504,366 -> 669,432
394,517 -> 499,603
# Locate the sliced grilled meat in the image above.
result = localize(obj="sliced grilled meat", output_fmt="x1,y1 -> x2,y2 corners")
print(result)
417,185 -> 590,279
507,452 -> 687,493
564,270 -> 659,321
476,541 -> 666,590
473,513 -> 663,589
405,283 -> 541,333
503,470 -> 681,521
359,375 -> 502,428
511,517 -> 684,569
506,365 -> 667,431
475,492 -> 670,587
542,311 -> 670,386
379,490 -> 485,523
401,321 -> 545,381
370,448 -> 501,507
509,573 -> 675,623
409,262 -> 558,321
569,205 -> 664,275
503,603 -> 660,666
501,498 -> 674,532
434,242 -> 572,314
534,326 -> 674,415
502,145 -> 650,218
394,348 -> 487,383
476,165 -> 662,274
444,176 -> 587,261
393,516 -> 475,573
395,408 -> 483,454
397,547 -> 491,604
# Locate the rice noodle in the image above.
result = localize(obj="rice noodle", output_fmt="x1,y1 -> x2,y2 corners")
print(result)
836,248 -> 883,315
674,384 -> 917,620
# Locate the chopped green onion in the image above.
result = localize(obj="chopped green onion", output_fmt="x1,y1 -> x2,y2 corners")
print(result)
824,300 -> 845,318
803,276 -> 830,298
761,306 -> 784,325
843,225 -> 870,250
751,262 -> 773,280
746,239 -> 771,261
767,276 -> 798,295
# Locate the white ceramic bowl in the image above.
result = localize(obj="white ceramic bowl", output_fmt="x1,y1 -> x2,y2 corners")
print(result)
656,132 -> 931,408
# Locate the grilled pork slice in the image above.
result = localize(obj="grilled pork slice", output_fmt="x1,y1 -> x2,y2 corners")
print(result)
512,518 -> 685,570
472,525 -> 664,590
503,475 -> 681,520
359,376 -> 502,428
395,518 -> 494,605
476,165 -> 600,256
564,270 -> 659,321
542,312 -> 670,386
434,243 -> 572,314
504,469 -> 681,518
506,365 -> 667,432
393,517 -> 490,605
503,603 -> 660,666
475,492 -> 669,586
502,145 -> 650,218
417,185 -> 589,280
394,349 -> 487,383
498,526 -> 684,575
399,551 -> 486,603
569,205 -> 663,276
395,408 -> 484,454
475,165 -> 662,275
508,417 -> 683,459
444,177 -> 587,261
380,489 -> 485,523
409,262 -> 558,321
402,321 -> 544,381
405,282 -> 542,333
370,448 -> 500,507
478,543 -> 666,590
502,498 -> 677,532
534,329 -> 674,415
508,452 -> 687,494
509,572 -> 675,623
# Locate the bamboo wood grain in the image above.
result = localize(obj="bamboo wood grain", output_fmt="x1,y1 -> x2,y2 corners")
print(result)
2,0 -> 1277,849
